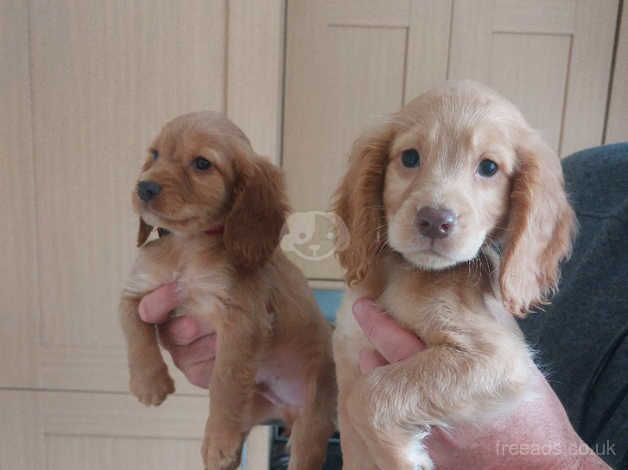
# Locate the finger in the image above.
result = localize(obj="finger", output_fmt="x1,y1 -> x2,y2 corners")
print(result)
169,334 -> 217,369
138,282 -> 180,324
353,298 -> 426,364
159,315 -> 215,347
359,348 -> 388,374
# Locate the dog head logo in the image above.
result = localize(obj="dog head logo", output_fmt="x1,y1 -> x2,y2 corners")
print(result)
280,211 -> 350,261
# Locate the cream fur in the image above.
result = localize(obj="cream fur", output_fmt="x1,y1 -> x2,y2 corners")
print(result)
332,81 -> 576,469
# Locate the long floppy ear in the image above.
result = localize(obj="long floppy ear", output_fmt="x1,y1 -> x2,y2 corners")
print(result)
332,124 -> 393,285
224,155 -> 289,271
499,132 -> 577,317
137,218 -> 154,247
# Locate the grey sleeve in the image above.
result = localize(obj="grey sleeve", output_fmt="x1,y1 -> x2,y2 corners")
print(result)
518,143 -> 628,469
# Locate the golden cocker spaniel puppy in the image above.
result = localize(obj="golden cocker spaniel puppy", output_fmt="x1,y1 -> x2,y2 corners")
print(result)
119,112 -> 336,470
332,81 -> 576,470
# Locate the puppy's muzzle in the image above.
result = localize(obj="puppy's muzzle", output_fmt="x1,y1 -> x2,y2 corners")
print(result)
137,180 -> 162,202
417,207 -> 457,239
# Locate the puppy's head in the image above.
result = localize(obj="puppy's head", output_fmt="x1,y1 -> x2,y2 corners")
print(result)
134,111 -> 288,270
333,80 -> 576,316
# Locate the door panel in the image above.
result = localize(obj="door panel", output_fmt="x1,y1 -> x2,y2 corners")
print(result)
449,0 -> 618,156
0,0 -> 39,388
606,4 -> 628,144
283,0 -> 414,280
283,0 -> 618,280
28,0 -> 226,393
0,390 -> 271,470
0,0 -> 284,394
0,390 -> 204,470
488,32 -> 571,150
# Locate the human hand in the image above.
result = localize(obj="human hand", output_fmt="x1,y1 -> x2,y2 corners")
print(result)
138,282 -> 216,388
352,298 -> 610,470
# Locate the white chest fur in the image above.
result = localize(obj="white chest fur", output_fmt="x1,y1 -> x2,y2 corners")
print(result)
125,234 -> 233,319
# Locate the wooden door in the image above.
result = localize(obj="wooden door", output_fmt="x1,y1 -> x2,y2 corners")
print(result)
0,390 -> 205,470
606,3 -> 628,144
448,0 -> 618,157
1,0 -> 281,468
283,0 -> 619,281
283,0 -> 430,280
1,0 -> 283,393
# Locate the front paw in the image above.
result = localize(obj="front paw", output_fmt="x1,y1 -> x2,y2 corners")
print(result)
202,435 -> 244,470
129,365 -> 175,406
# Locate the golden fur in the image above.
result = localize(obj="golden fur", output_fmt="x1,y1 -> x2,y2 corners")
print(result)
119,112 -> 336,470
332,81 -> 576,469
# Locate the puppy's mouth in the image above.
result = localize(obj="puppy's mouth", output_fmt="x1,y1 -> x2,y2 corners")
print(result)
140,206 -> 199,227
420,245 -> 456,261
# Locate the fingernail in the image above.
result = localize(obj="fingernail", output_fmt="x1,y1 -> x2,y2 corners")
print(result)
138,299 -> 149,322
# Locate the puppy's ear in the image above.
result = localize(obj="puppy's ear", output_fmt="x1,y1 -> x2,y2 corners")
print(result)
332,124 -> 393,285
224,155 -> 289,271
499,133 -> 576,317
137,218 -> 154,247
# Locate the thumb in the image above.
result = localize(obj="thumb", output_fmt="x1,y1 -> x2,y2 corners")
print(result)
138,282 -> 180,324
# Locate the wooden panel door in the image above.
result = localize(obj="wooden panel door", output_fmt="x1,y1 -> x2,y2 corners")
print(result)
283,0 -> 618,281
0,390 -> 206,470
1,389 -> 271,470
28,0 -> 227,394
0,0 -> 283,395
606,4 -> 628,144
448,0 -> 618,156
0,0 -> 40,388
283,0 -> 450,280
1,1 -> 281,468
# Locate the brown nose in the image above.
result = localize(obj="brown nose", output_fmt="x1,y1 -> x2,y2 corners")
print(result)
417,207 -> 457,239
137,180 -> 162,202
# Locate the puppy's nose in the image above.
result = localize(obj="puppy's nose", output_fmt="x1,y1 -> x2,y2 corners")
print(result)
137,180 -> 162,202
417,207 -> 457,239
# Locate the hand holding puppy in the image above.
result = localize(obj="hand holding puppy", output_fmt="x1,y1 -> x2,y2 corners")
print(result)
139,282 -> 216,389
352,299 -> 609,470
139,288 -> 608,469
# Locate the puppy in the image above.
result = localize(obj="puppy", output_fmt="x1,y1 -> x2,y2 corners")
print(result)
119,112 -> 336,470
332,81 -> 576,469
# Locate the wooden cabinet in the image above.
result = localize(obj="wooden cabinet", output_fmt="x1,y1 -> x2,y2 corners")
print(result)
606,3 -> 628,144
0,390 -> 206,470
283,0 -> 620,280
0,390 -> 271,470
448,0 -> 617,157
0,0 -> 278,468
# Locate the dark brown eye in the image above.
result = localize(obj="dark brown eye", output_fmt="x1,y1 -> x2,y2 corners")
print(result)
193,156 -> 212,171
150,149 -> 158,160
401,149 -> 420,168
478,159 -> 498,177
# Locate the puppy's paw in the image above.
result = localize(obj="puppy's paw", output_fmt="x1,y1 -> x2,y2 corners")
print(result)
129,365 -> 175,406
202,435 -> 244,470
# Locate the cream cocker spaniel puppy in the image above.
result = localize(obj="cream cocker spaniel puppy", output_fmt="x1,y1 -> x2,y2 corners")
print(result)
332,81 -> 576,470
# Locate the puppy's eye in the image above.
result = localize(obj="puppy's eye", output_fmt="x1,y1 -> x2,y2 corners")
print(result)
150,149 -> 159,160
401,149 -> 420,168
478,159 -> 498,177
193,156 -> 212,171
